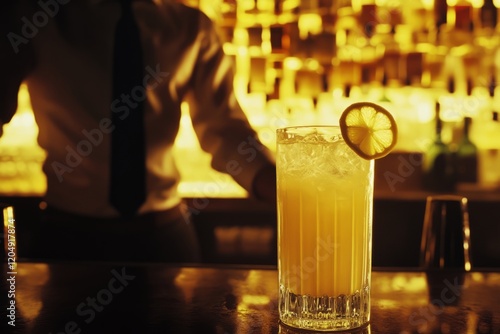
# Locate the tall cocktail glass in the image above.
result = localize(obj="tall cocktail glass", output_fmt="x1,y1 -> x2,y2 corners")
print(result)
277,126 -> 374,331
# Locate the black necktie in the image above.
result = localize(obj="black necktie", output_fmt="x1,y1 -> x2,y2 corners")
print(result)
109,0 -> 146,216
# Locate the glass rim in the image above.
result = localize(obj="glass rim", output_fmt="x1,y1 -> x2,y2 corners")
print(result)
276,125 -> 341,134
276,125 -> 344,144
277,125 -> 340,131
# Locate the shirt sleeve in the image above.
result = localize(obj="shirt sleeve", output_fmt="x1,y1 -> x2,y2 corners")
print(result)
0,2 -> 36,126
184,11 -> 275,196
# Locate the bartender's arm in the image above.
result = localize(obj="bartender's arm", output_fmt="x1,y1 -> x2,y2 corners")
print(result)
184,10 -> 276,204
0,2 -> 36,137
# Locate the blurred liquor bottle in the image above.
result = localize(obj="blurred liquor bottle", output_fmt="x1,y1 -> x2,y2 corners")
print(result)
455,116 -> 478,186
422,102 -> 456,192
480,0 -> 498,30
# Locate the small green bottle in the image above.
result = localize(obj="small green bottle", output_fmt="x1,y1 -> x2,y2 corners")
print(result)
422,102 -> 456,192
455,116 -> 478,184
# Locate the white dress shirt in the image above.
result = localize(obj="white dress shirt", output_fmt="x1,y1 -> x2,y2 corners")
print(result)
1,0 -> 274,217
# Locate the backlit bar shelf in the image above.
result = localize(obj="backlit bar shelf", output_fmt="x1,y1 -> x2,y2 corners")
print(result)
1,83 -> 499,198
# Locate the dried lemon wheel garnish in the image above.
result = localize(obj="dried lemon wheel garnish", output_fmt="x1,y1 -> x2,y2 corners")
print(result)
339,102 -> 398,160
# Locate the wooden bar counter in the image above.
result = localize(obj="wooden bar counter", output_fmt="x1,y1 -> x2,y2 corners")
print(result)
1,262 -> 499,333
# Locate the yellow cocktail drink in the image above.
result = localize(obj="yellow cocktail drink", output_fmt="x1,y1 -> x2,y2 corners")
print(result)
277,126 -> 374,331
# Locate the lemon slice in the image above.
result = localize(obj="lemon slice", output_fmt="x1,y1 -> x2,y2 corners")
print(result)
339,102 -> 398,160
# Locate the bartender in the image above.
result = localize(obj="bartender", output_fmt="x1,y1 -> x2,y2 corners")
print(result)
0,0 -> 276,262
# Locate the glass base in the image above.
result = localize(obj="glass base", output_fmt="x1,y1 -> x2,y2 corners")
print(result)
279,285 -> 370,332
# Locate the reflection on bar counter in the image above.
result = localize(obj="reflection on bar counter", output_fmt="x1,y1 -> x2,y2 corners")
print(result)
1,0 -> 500,196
